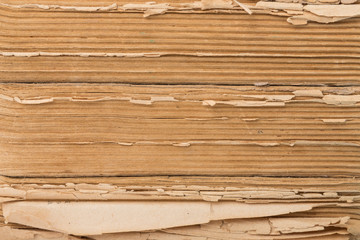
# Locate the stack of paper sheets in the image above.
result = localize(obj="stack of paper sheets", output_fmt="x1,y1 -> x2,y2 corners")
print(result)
0,0 -> 359,239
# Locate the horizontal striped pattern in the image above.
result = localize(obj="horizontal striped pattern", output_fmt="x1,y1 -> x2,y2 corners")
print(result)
1,3 -> 360,85
1,84 -> 359,177
0,1 -> 359,239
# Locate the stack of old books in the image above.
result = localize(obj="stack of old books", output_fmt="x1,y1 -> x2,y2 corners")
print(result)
0,0 -> 359,239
